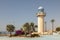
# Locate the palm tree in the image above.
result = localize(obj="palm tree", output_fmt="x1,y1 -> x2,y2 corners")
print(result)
30,22 -> 35,32
23,22 -> 30,36
51,19 -> 55,34
45,21 -> 47,32
6,24 -> 15,37
30,22 -> 38,32
22,22 -> 38,36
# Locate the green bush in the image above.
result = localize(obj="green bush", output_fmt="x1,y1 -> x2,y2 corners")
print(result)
56,27 -> 60,31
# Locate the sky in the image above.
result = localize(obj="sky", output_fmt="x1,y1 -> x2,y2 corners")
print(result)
0,0 -> 60,31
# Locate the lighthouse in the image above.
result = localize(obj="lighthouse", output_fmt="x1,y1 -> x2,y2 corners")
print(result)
37,6 -> 46,34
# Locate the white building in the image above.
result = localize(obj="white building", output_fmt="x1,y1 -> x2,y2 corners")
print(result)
37,6 -> 46,34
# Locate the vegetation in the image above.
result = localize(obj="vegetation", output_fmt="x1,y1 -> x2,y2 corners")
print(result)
56,27 -> 60,31
31,34 -> 40,37
51,19 -> 55,34
22,22 -> 38,36
30,22 -> 35,32
22,22 -> 30,36
6,24 -> 15,37
5,22 -> 39,37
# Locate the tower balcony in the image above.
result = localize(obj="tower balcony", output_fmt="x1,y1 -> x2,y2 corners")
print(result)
37,12 -> 46,17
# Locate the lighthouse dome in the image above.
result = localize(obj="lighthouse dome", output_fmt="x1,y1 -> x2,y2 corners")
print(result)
38,6 -> 44,12
38,6 -> 44,9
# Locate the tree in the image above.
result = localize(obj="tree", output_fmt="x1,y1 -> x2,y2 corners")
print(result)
45,21 -> 47,32
51,19 -> 55,34
6,24 -> 15,37
22,22 -> 38,36
30,22 -> 35,32
56,27 -> 60,31
30,22 -> 38,32
22,22 -> 30,36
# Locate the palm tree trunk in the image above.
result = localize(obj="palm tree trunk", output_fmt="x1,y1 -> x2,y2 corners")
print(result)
25,32 -> 27,36
32,26 -> 35,32
10,32 -> 12,37
52,22 -> 54,34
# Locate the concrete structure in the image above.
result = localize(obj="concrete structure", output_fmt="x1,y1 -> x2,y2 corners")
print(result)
37,7 -> 46,34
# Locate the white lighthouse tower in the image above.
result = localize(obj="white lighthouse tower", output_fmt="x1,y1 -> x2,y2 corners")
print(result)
37,6 -> 46,34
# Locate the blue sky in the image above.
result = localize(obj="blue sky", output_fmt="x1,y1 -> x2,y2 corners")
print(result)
0,0 -> 60,31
